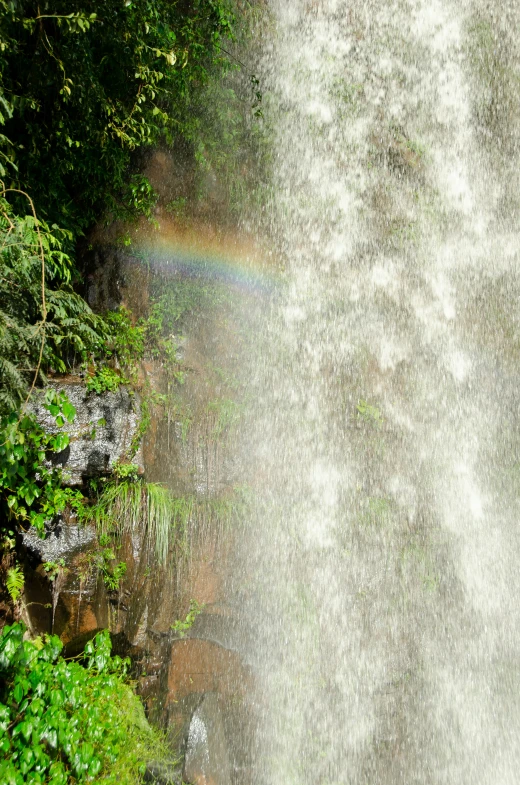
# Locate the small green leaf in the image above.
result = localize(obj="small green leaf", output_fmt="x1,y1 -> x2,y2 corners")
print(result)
62,402 -> 76,422
51,433 -> 69,452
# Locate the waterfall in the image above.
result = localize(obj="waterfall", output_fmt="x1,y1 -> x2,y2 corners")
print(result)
229,1 -> 520,783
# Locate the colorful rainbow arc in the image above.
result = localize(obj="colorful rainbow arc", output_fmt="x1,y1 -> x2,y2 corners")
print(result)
135,236 -> 281,295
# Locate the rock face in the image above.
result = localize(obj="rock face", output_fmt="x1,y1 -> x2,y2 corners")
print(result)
18,246 -> 254,782
167,639 -> 249,703
22,517 -> 96,565
30,381 -> 143,485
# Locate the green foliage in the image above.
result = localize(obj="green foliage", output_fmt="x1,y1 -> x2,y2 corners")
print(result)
0,389 -> 84,536
85,366 -> 127,395
42,558 -> 67,583
207,397 -> 244,438
93,550 -> 127,592
0,623 -> 168,784
103,307 -> 146,370
356,399 -> 384,428
104,560 -> 127,592
130,398 -> 151,458
0,197 -> 107,414
5,566 -> 24,603
113,463 -> 140,481
89,290 -> 197,398
359,497 -> 392,528
0,0 -> 248,417
170,599 -> 204,638
75,546 -> 127,592
119,175 -> 158,222
177,33 -> 270,219
90,285 -> 217,445
165,196 -> 188,219
147,278 -> 228,338
0,0 -> 237,236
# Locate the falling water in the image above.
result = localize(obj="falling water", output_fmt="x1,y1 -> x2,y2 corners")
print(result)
226,1 -> 520,783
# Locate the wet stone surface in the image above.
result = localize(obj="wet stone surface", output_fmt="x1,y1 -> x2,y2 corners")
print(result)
30,381 -> 143,485
184,693 -> 232,785
22,517 -> 96,564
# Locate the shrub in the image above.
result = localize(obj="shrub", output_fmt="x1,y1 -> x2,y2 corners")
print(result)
0,623 -> 168,785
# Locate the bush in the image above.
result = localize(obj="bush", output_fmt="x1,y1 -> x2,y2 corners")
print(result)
0,623 -> 168,785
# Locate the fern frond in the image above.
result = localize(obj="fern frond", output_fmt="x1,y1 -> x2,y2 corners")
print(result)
6,566 -> 24,603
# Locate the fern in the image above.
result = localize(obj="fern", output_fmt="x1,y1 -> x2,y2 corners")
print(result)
0,197 -> 107,415
6,566 -> 24,603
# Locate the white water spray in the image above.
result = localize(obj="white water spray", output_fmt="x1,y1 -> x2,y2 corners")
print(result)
229,1 -> 520,783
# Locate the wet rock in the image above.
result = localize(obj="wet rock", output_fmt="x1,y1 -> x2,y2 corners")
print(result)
184,694 -> 231,785
85,245 -> 150,318
30,381 -> 143,485
22,517 -> 96,564
187,612 -> 241,652
168,639 -> 249,703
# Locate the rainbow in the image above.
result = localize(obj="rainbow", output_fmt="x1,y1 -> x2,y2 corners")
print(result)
132,222 -> 281,296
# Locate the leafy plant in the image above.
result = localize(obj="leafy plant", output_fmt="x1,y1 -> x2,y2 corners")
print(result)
94,550 -> 127,592
207,397 -> 244,438
0,389 -> 85,536
42,558 -> 67,583
113,463 -> 140,482
120,175 -> 158,221
102,307 -> 146,372
86,366 -> 128,395
170,599 -> 204,637
5,566 -> 24,603
104,561 -> 127,592
165,196 -> 188,219
84,480 -> 191,567
0,0 -> 238,237
356,399 -> 384,428
0,623 -> 169,784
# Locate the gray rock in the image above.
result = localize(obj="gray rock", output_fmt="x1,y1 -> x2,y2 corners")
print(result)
30,382 -> 143,485
184,694 -> 231,785
22,518 -> 96,563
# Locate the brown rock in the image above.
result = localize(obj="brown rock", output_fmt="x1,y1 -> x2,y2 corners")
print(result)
167,639 -> 250,702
